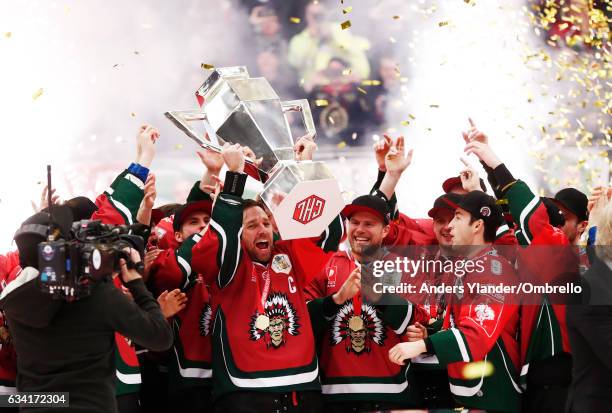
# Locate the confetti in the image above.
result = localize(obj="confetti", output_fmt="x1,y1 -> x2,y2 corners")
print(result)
201,63 -> 215,70
342,68 -> 352,76
343,7 -> 352,14
361,80 -> 381,86
174,144 -> 183,150
401,120 -> 410,126
409,114 -> 416,120
289,17 -> 301,24
134,51 -> 140,55
32,88 -> 44,100
4,32 -> 11,38
337,141 -> 347,149
438,21 -> 449,27
328,116 -> 335,125
351,132 -> 358,140
340,20 -> 351,30
429,104 -> 439,108
389,36 -> 397,43
357,87 -> 367,94
131,112 -> 136,117
315,99 -> 329,107
393,15 -> 401,20
113,64 -> 120,68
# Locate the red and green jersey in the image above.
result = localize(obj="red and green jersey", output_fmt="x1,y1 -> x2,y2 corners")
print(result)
428,247 -> 522,413
306,251 -> 427,406
93,168 -> 146,396
503,180 -> 577,387
190,193 -> 341,400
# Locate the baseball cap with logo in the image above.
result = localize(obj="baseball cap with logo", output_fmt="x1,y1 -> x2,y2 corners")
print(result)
342,195 -> 390,224
428,193 -> 464,218
172,200 -> 213,232
456,191 -> 503,230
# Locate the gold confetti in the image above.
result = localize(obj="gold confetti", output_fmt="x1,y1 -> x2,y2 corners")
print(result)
174,144 -> 183,150
131,112 -> 136,117
289,17 -> 301,24
361,80 -> 381,86
32,88 -> 44,100
343,6 -> 352,14
201,63 -> 214,70
134,51 -> 140,55
393,15 -> 401,20
357,87 -> 367,94
337,141 -> 347,149
4,32 -> 11,38
401,120 -> 410,126
409,114 -> 416,120
429,104 -> 439,108
438,21 -> 449,27
315,99 -> 329,107
462,361 -> 494,380
340,20 -> 351,30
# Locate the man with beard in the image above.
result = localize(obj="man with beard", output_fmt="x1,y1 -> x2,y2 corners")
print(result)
304,194 -> 430,411
389,191 -> 522,413
189,143 -> 343,413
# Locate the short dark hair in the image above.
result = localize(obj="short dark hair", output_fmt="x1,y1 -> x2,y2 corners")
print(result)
469,215 -> 497,243
242,199 -> 267,212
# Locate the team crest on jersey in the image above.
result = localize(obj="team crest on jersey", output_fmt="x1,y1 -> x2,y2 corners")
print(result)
490,259 -> 502,275
474,304 -> 495,325
199,304 -> 212,337
249,292 -> 300,349
331,301 -> 386,355
326,266 -> 337,288
271,254 -> 292,274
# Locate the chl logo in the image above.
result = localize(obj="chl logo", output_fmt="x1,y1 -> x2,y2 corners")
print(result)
293,195 -> 325,224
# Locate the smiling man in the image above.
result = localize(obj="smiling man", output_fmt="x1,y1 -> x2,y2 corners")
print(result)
389,191 -> 522,413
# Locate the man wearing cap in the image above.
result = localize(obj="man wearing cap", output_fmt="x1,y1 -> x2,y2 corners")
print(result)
304,194 -> 429,411
463,128 -> 580,413
389,190 -> 522,413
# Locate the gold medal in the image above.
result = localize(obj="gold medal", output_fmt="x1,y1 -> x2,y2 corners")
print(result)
348,315 -> 364,331
255,314 -> 270,331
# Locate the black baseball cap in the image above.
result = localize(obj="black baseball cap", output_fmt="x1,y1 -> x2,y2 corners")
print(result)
553,188 -> 588,222
456,191 -> 503,229
342,195 -> 390,224
63,196 -> 98,221
172,200 -> 213,232
442,176 -> 487,193
428,193 -> 464,218
541,197 -> 566,228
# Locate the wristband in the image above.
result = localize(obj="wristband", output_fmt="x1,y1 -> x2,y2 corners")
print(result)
223,171 -> 247,197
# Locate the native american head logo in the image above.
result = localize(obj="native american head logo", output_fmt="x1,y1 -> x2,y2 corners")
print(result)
331,301 -> 386,355
249,292 -> 300,349
199,304 -> 213,337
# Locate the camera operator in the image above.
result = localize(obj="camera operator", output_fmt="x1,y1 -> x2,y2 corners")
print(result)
0,208 -> 173,413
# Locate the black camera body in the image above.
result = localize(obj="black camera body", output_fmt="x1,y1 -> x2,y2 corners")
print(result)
37,220 -> 144,301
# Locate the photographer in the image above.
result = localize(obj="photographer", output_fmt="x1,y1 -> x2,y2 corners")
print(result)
0,208 -> 173,413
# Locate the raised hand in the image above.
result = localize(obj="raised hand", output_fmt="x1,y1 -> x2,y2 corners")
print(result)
462,118 -> 488,145
459,158 -> 482,192
222,143 -> 245,173
294,133 -> 317,161
463,140 -> 502,170
34,185 -> 60,212
373,134 -> 393,172
332,266 -> 361,304
136,124 -> 160,168
385,136 -> 413,176
241,145 -> 263,167
197,148 -> 224,175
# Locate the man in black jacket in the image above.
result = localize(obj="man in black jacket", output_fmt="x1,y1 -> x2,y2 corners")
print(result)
0,209 -> 173,413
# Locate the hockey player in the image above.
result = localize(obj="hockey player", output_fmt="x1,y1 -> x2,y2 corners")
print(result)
389,191 -> 522,413
189,143 -> 343,412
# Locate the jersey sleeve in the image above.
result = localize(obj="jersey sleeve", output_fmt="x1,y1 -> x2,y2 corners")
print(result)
91,169 -> 145,225
191,193 -> 243,289
379,294 -> 430,334
303,264 -> 329,301
503,180 -> 552,246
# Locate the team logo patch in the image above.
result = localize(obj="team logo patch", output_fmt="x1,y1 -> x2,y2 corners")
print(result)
480,206 -> 491,217
474,304 -> 495,325
331,301 -> 386,355
199,304 -> 212,337
271,254 -> 292,274
249,292 -> 300,349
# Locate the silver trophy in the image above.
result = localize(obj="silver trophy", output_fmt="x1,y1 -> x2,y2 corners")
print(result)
166,66 -> 344,240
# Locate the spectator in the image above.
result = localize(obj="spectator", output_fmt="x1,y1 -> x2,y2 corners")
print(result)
255,50 -> 301,99
249,6 -> 287,55
368,55 -> 402,125
288,1 -> 370,92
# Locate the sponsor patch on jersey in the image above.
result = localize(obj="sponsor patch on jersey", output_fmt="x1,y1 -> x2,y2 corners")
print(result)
271,254 -> 292,274
490,259 -> 502,275
326,265 -> 337,288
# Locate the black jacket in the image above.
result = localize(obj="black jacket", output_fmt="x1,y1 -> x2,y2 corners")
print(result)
566,256 -> 612,413
0,267 -> 173,413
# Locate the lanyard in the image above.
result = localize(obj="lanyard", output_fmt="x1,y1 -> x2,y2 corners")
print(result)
252,263 -> 271,314
352,259 -> 362,316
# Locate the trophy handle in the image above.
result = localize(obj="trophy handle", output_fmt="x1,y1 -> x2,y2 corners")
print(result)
281,99 -> 316,142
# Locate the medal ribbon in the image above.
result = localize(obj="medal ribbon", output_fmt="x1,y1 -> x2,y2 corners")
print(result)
352,260 -> 362,316
253,263 -> 271,315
